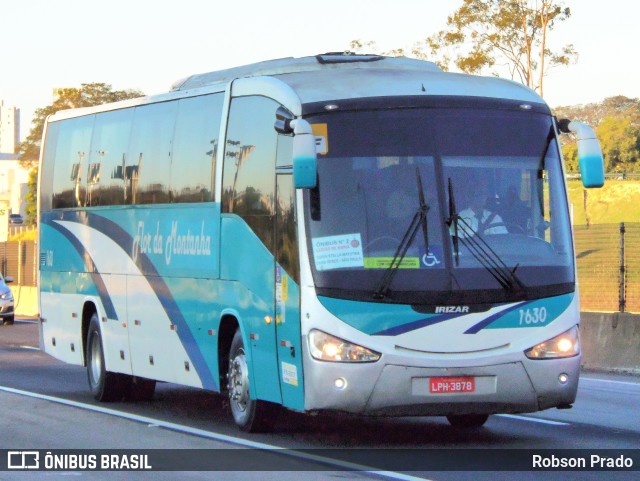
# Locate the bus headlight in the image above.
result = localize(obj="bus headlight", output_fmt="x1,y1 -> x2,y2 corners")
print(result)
309,329 -> 381,362
524,325 -> 580,359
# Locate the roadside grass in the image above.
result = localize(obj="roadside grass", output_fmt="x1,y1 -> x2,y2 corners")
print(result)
567,179 -> 640,225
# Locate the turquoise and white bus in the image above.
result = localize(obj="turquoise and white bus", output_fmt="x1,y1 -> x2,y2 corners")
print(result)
38,53 -> 604,432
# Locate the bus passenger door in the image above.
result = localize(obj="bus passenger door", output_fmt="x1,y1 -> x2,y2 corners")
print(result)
275,171 -> 304,411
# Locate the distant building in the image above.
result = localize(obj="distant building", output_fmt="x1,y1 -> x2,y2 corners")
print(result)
0,100 -> 29,217
0,100 -> 20,155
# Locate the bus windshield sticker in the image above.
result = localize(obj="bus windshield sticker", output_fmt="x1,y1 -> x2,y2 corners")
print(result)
312,233 -> 364,271
311,123 -> 328,155
364,257 -> 420,269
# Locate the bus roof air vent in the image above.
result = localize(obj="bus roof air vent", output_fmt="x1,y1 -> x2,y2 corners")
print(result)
315,52 -> 384,64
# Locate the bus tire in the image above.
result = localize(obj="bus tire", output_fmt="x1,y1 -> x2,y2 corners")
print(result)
227,329 -> 276,432
446,414 -> 489,428
86,313 -> 127,402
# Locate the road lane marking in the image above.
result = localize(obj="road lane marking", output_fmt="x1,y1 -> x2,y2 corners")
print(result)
0,385 -> 432,481
496,414 -> 569,426
580,377 -> 640,387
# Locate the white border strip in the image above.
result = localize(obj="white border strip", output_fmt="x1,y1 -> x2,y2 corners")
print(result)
0,385 -> 431,481
496,414 -> 569,426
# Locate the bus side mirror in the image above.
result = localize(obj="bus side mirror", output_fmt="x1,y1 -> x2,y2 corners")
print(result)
291,119 -> 317,189
560,120 -> 605,188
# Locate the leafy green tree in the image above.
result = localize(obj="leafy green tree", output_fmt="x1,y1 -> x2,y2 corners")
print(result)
562,115 -> 640,173
24,168 -> 38,225
19,83 -> 143,224
426,0 -> 576,97
561,141 -> 578,172
349,40 -> 407,58
596,116 -> 640,172
555,96 -> 640,128
351,1 -> 575,98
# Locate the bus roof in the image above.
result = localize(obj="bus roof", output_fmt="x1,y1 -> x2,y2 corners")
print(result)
172,53 -> 544,106
47,53 -> 546,122
171,53 -> 441,90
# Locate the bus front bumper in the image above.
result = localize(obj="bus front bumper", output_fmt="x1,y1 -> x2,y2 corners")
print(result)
303,355 -> 580,416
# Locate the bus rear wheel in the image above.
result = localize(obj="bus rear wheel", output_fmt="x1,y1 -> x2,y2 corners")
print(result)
446,414 -> 489,428
86,313 -> 128,402
227,329 -> 276,432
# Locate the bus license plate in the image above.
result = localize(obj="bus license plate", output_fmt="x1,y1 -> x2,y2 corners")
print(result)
429,376 -> 475,394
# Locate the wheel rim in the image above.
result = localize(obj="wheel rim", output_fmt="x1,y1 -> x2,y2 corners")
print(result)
228,348 -> 250,418
89,333 -> 102,387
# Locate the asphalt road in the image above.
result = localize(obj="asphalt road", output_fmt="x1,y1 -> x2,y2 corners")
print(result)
1,319 -> 638,481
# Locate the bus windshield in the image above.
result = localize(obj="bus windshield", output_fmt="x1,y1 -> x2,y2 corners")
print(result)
304,104 -> 574,305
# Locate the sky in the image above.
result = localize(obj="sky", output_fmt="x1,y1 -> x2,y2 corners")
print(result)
2,0 -> 639,141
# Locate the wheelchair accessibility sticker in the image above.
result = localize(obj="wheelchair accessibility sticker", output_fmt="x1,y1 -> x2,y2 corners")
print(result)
422,246 -> 442,268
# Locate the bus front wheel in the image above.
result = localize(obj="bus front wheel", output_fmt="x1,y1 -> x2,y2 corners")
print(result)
227,329 -> 276,432
86,313 -> 127,402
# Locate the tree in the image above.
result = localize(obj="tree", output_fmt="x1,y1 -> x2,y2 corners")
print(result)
24,168 -> 38,225
19,83 -> 143,167
422,0 -> 576,97
349,40 -> 407,58
19,83 -> 143,224
555,96 -> 640,128
596,116 -> 640,172
558,98 -> 640,173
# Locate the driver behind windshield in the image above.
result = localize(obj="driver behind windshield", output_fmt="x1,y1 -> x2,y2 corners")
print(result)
457,178 -> 507,237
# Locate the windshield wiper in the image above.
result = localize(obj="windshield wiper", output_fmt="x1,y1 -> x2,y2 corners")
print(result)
446,178 -> 524,293
445,177 -> 460,265
457,220 -> 524,292
373,168 -> 430,300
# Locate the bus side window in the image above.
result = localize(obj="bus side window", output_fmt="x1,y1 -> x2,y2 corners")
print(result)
127,102 -> 177,205
171,93 -> 224,203
89,108 -> 134,206
222,96 -> 280,253
275,135 -> 299,284
51,115 -> 94,209
40,121 -> 61,212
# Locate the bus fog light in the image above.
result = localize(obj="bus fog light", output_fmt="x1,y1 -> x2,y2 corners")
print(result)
334,377 -> 347,389
558,373 -> 569,384
309,329 -> 380,362
525,326 -> 580,359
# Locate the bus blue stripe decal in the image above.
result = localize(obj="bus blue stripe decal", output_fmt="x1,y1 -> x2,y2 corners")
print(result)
463,302 -> 531,334
372,313 -> 461,336
46,220 -> 118,321
373,302 -> 536,336
44,212 -> 218,391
